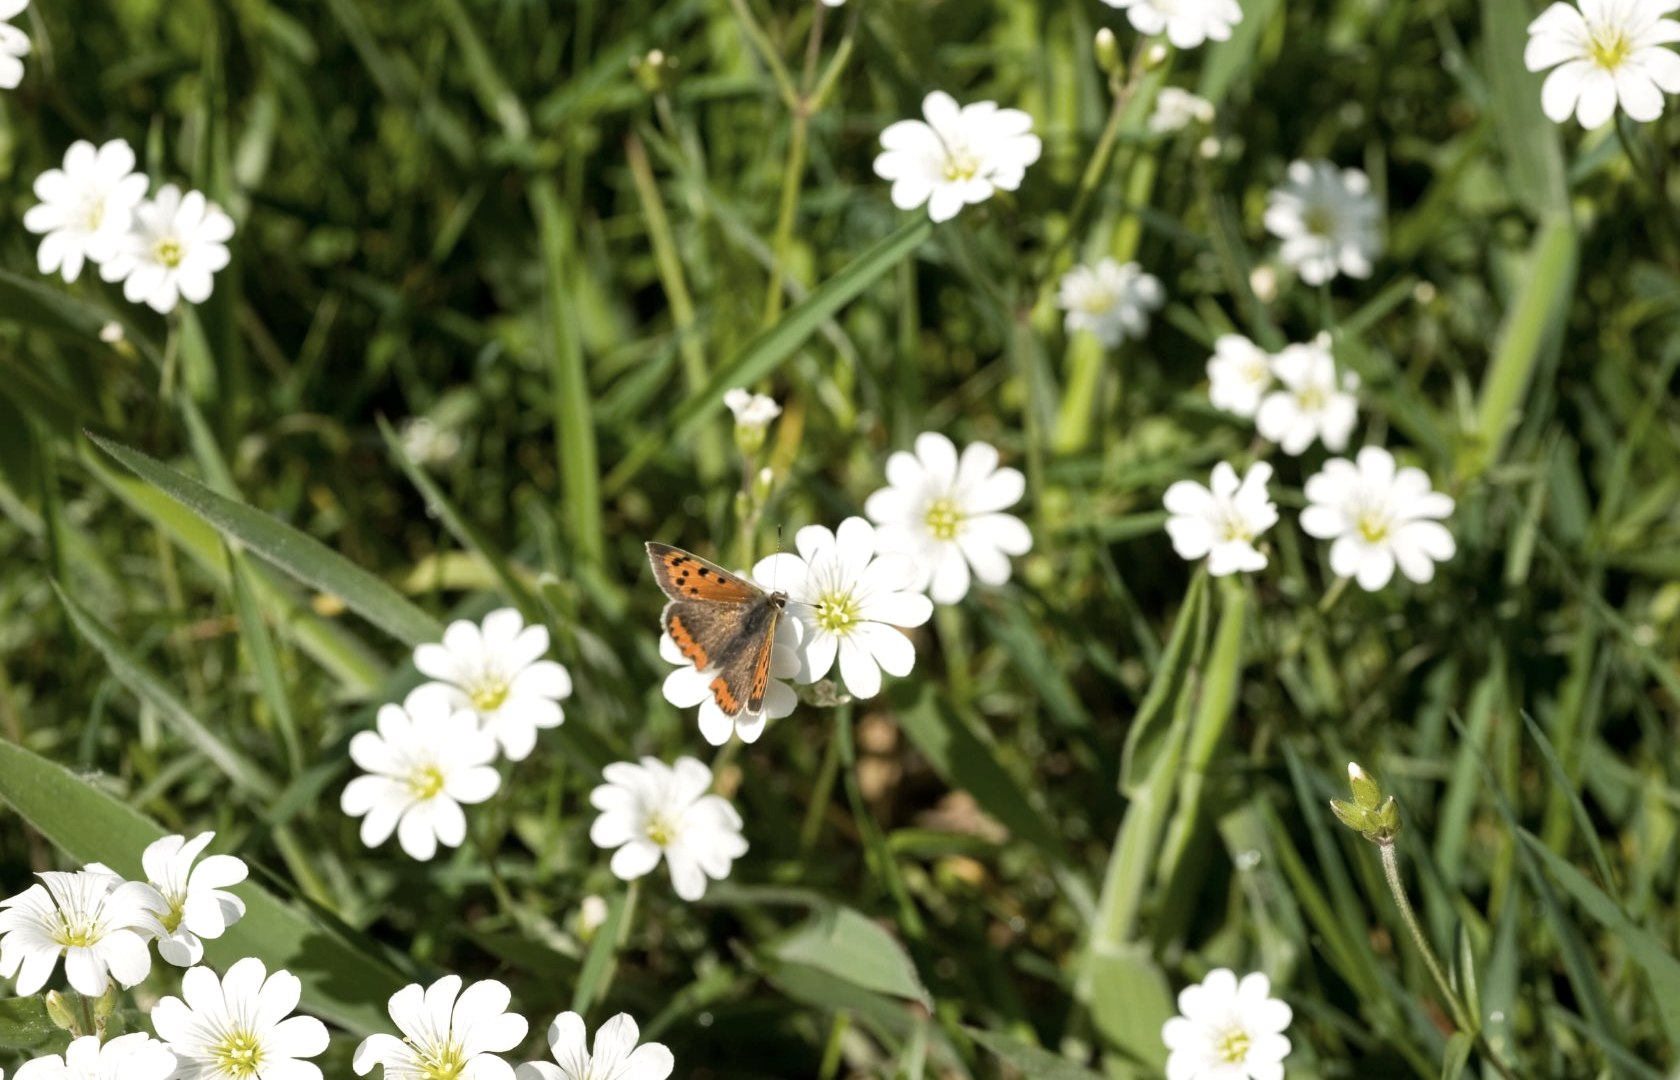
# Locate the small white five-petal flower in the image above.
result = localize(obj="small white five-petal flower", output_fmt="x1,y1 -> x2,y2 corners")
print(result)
1300,446 -> 1457,591
1163,463 -> 1279,577
1526,0 -> 1680,127
151,957 -> 330,1080
0,869 -> 160,996
722,388 -> 782,431
1056,258 -> 1165,347
137,832 -> 248,967
1254,342 -> 1359,455
414,607 -> 573,761
1149,87 -> 1217,134
873,91 -> 1042,223
1206,335 -> 1275,419
340,686 -> 502,861
516,1012 -> 674,1080
1102,0 -> 1243,49
23,139 -> 150,284
354,975 -> 529,1080
0,0 -> 30,90
866,434 -> 1031,606
99,184 -> 234,314
1162,968 -> 1293,1080
590,757 -> 747,902
756,518 -> 934,696
13,1033 -> 176,1080
1263,160 -> 1382,286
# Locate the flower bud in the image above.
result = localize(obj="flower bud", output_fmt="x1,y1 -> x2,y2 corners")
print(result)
723,388 -> 780,457
45,990 -> 78,1033
1331,760 -> 1401,843
1144,42 -> 1170,70
1094,28 -> 1124,79
631,48 -> 678,95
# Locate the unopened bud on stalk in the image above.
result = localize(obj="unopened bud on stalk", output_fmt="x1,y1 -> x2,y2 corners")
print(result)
1094,29 -> 1124,79
45,990 -> 78,1034
1330,760 -> 1402,843
1144,42 -> 1171,70
631,48 -> 678,95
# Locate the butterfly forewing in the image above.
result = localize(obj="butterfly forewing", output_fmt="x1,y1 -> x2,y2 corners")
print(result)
647,542 -> 762,603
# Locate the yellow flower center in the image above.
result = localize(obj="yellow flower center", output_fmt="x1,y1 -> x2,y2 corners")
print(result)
815,589 -> 861,634
924,498 -> 965,541
1356,510 -> 1391,544
213,1031 -> 265,1078
942,150 -> 980,181
1216,1028 -> 1251,1064
1303,206 -> 1335,237
82,199 -> 106,233
645,811 -> 676,848
1296,385 -> 1326,411
407,764 -> 446,800
160,895 -> 186,934
155,238 -> 184,268
1588,28 -> 1631,70
410,1039 -> 468,1080
468,677 -> 509,713
51,912 -> 103,949
1221,517 -> 1253,544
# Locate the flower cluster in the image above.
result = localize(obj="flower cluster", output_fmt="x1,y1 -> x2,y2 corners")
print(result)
25,139 -> 234,314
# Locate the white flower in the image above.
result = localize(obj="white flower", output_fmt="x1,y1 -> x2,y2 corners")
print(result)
0,870 -> 160,995
22,139 -> 149,284
865,434 -> 1031,606
722,388 -> 782,430
413,607 -> 573,761
1150,87 -> 1216,133
398,417 -> 462,466
340,686 -> 501,861
1162,969 -> 1292,1080
0,0 -> 29,89
1056,258 -> 1165,347
1163,463 -> 1278,577
1254,343 -> 1359,455
354,975 -> 529,1080
1102,0 -> 1243,49
1300,446 -> 1456,591
516,1013 -> 674,1080
873,91 -> 1042,223
589,757 -> 747,902
13,1034 -> 176,1080
1526,0 -> 1680,126
150,957 -> 330,1080
1264,160 -> 1382,286
99,184 -> 234,314
755,518 -> 934,696
1206,335 -> 1273,418
660,618 -> 801,746
137,832 -> 247,967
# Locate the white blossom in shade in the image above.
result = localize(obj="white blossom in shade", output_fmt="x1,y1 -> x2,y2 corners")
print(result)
722,388 -> 781,430
1263,160 -> 1382,286
515,1013 -> 674,1080
589,757 -> 747,902
413,607 -> 573,761
1206,335 -> 1273,418
1163,463 -> 1278,577
1300,446 -> 1456,592
354,975 -> 529,1080
1056,258 -> 1165,347
1162,969 -> 1292,1080
1254,343 -> 1359,455
1526,0 -> 1680,126
340,686 -> 501,862
22,139 -> 150,284
398,417 -> 462,467
755,518 -> 935,696
0,0 -> 29,89
136,832 -> 247,968
98,185 -> 234,314
0,870 -> 160,996
659,617 -> 801,746
13,1034 -> 177,1080
873,91 -> 1042,223
1101,0 -> 1243,49
865,433 -> 1031,606
1149,87 -> 1216,133
150,957 -> 330,1080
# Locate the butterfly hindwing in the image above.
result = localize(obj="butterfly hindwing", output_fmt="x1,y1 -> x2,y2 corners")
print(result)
663,597 -> 751,674
647,542 -> 762,604
706,600 -> 782,718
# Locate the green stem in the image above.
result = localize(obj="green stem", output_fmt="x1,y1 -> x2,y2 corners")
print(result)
763,111 -> 811,325
726,0 -> 799,109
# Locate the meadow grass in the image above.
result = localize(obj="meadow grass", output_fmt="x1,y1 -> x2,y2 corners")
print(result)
1,0 -> 1679,1077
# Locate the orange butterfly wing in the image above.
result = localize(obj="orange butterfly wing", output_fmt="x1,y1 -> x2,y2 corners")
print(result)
646,542 -> 762,603
646,542 -> 783,718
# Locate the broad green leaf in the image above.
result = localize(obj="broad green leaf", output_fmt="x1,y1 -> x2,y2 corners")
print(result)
965,1028 -> 1104,1080
1084,943 -> 1176,1071
0,739 -> 405,1035
1121,571 -> 1208,795
0,997 -> 67,1054
88,433 -> 444,647
1482,0 -> 1568,215
54,583 -> 280,801
604,216 -> 933,493
773,906 -> 930,1007
1440,1031 -> 1475,1080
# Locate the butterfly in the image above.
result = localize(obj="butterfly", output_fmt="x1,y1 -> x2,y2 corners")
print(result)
646,542 -> 789,718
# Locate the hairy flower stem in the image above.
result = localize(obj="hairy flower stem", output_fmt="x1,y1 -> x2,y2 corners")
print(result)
1379,840 -> 1521,1080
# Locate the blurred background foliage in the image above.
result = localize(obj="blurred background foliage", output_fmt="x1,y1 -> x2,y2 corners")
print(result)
1,0 -> 1679,1076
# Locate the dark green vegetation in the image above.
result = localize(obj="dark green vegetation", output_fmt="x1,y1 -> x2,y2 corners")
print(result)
2,0 -> 1678,1076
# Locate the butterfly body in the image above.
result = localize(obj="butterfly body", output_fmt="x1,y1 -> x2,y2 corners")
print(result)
647,542 -> 787,717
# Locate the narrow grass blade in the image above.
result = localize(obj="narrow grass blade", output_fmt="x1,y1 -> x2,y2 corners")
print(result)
88,433 -> 443,647
227,546 -> 305,777
966,1028 -> 1103,1080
